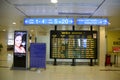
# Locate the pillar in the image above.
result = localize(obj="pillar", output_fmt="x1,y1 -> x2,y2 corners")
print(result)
98,27 -> 106,66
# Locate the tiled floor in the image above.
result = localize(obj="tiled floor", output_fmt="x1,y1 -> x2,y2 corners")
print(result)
0,53 -> 120,80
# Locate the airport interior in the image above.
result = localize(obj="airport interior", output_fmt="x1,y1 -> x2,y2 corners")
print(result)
0,0 -> 120,80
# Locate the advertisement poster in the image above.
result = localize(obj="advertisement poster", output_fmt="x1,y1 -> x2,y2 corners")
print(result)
13,31 -> 27,68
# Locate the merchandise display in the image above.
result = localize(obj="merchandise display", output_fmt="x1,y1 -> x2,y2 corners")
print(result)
50,30 -> 97,59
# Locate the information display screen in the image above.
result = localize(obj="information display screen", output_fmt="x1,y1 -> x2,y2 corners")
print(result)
24,18 -> 74,25
14,31 -> 27,54
13,31 -> 27,68
50,30 -> 97,59
76,18 -> 109,26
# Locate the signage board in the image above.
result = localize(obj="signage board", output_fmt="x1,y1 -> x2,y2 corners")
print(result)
50,30 -> 97,59
13,31 -> 27,68
112,46 -> 120,52
24,18 -> 74,25
76,18 -> 109,26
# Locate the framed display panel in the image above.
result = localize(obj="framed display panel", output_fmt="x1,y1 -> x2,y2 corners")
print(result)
50,30 -> 97,59
30,43 -> 46,69
13,31 -> 27,68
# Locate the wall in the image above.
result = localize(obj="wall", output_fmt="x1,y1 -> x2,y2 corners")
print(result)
107,30 -> 120,52
106,30 -> 120,65
0,31 -> 7,55
36,32 -> 51,61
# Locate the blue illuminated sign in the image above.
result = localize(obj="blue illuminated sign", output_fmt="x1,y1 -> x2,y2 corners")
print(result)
24,18 -> 74,25
76,18 -> 109,26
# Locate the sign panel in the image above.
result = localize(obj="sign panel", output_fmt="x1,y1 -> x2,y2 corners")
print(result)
13,31 -> 27,68
112,46 -> 120,52
76,18 -> 109,26
50,30 -> 97,59
30,43 -> 46,68
24,18 -> 74,25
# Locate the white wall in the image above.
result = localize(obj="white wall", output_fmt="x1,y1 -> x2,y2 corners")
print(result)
0,31 -> 8,54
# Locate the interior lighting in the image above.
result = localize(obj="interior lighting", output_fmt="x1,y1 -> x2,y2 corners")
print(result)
12,22 -> 16,24
108,22 -> 111,25
30,29 -> 34,32
2,29 -> 6,31
51,0 -> 58,3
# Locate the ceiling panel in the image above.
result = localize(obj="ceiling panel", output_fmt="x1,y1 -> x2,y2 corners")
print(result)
4,0 -> 120,16
94,0 -> 120,16
16,4 -> 97,16
17,5 -> 58,16
6,0 -> 51,4
7,0 -> 103,16
7,0 -> 102,5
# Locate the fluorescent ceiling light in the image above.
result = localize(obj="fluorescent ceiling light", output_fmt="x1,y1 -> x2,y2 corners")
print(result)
51,0 -> 58,3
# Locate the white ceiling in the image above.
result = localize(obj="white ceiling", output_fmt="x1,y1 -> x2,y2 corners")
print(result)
5,0 -> 116,16
0,0 -> 120,32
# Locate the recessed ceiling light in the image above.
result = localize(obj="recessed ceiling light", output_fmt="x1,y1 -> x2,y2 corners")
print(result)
2,29 -> 6,31
30,30 -> 34,32
12,22 -> 16,24
51,0 -> 58,3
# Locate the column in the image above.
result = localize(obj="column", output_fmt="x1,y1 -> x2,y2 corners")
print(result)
98,27 -> 106,66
